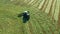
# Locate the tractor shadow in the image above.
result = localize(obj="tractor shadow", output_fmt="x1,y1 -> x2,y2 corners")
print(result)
23,16 -> 30,23
18,13 -> 30,23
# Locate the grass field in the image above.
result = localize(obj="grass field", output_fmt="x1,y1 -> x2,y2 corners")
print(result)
0,0 -> 60,34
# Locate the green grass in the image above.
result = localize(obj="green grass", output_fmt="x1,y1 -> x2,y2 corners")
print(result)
0,0 -> 59,34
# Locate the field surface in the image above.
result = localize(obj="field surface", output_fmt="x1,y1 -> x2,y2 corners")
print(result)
0,0 -> 60,34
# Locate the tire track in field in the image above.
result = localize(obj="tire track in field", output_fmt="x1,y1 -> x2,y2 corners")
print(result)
28,21 -> 35,34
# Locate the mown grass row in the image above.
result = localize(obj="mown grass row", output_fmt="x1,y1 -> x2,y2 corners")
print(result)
24,0 -> 60,22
